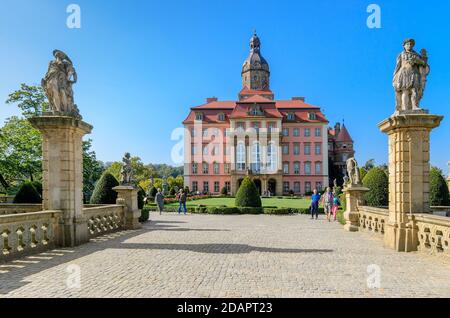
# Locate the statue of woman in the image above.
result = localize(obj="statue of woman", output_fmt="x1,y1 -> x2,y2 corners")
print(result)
120,152 -> 134,185
42,50 -> 80,117
393,39 -> 429,112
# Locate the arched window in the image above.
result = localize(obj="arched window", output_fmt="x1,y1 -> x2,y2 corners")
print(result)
236,142 -> 246,171
251,142 -> 261,173
267,142 -> 277,173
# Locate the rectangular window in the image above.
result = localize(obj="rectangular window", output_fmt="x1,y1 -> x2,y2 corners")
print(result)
191,145 -> 197,155
293,128 -> 300,137
225,181 -> 231,193
213,162 -> 219,174
214,181 -> 220,193
304,143 -> 311,155
202,162 -> 209,174
315,143 -> 322,155
294,162 -> 300,174
203,181 -> 209,193
192,181 -> 198,192
191,163 -> 198,175
283,162 -> 289,174
282,128 -> 289,136
293,143 -> 300,155
315,162 -> 322,175
202,128 -> 208,137
304,162 -> 311,175
294,182 -> 301,193
305,182 -> 312,193
203,145 -> 209,156
191,128 -> 197,137
315,127 -> 322,137
282,144 -> 289,155
268,122 -> 276,132
304,128 -> 310,137
224,163 -> 231,174
225,128 -> 230,137
316,182 -> 322,192
283,182 -> 290,193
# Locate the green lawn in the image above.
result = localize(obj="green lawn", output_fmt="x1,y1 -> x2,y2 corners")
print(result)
166,197 -> 311,209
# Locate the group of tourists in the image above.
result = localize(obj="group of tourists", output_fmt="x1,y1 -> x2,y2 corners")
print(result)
153,188 -> 187,215
310,187 -> 340,221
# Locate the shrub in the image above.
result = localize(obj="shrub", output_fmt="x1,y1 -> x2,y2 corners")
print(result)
430,167 -> 450,206
31,181 -> 43,196
263,208 -> 290,215
149,186 -> 158,198
13,181 -> 42,203
139,207 -> 150,222
137,186 -> 146,210
339,193 -> 346,212
235,176 -> 262,207
184,186 -> 190,194
220,186 -> 228,196
90,173 -> 119,204
237,207 -> 264,214
207,207 -> 239,214
363,167 -> 388,207
169,187 -> 176,196
336,209 -> 346,225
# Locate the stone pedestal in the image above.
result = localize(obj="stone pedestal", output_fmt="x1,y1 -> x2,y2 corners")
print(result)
343,185 -> 369,232
29,116 -> 92,247
113,185 -> 142,230
378,113 -> 443,251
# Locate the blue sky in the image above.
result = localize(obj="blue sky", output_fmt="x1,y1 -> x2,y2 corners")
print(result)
1,0 -> 449,174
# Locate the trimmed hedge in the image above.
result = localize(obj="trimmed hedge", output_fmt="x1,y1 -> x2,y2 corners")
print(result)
31,181 -> 43,196
430,167 -> 450,206
149,186 -> 158,198
137,186 -> 146,209
235,176 -> 262,207
90,173 -> 119,204
363,168 -> 388,207
263,208 -> 291,215
139,207 -> 150,222
13,181 -> 42,204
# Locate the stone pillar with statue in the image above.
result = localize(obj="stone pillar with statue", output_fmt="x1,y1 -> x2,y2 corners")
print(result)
378,39 -> 443,252
29,50 -> 92,247
113,152 -> 142,230
343,157 -> 369,232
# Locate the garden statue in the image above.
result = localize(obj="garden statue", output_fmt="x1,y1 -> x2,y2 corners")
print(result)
41,49 -> 81,118
393,38 -> 430,113
345,157 -> 361,186
120,152 -> 135,185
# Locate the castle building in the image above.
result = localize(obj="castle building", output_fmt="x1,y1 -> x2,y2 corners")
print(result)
182,33 -> 354,195
328,122 -> 355,186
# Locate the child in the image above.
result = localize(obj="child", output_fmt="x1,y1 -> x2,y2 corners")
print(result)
332,194 -> 341,221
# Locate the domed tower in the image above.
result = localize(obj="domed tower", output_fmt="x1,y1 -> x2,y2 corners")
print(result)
241,32 -> 270,91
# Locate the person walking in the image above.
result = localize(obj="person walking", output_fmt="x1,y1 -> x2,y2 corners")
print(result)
177,189 -> 187,215
310,188 -> 321,220
154,188 -> 164,215
331,191 -> 341,221
322,187 -> 334,222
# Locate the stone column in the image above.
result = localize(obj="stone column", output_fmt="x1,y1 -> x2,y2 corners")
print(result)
343,185 -> 369,232
113,186 -> 142,230
378,113 -> 443,251
29,116 -> 92,247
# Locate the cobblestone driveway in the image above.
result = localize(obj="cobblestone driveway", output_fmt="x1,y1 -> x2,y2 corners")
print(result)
1,214 -> 449,297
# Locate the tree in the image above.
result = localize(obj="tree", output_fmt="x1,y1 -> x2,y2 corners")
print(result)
221,186 -> 228,195
363,159 -> 375,171
235,177 -> 262,207
149,186 -> 158,198
90,173 -> 119,204
362,168 -> 389,207
13,181 -> 42,203
359,168 -> 368,181
0,116 -> 42,185
430,167 -> 450,206
6,84 -> 49,118
83,139 -> 105,202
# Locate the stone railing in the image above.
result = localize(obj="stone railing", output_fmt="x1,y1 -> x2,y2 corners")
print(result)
83,205 -> 125,238
414,213 -> 450,258
0,195 -> 15,203
0,210 -> 62,262
430,206 -> 450,217
358,206 -> 389,236
0,204 -> 43,215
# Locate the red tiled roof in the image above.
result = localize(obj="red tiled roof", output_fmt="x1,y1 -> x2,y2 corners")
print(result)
191,101 -> 236,109
275,99 -> 321,109
239,87 -> 274,96
335,125 -> 353,142
237,94 -> 275,103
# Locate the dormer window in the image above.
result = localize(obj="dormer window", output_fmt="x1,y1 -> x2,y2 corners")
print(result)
218,113 -> 225,121
308,112 -> 317,120
195,112 -> 204,121
249,105 -> 263,116
287,112 -> 295,121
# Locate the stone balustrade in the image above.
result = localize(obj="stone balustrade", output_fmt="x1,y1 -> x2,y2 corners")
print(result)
358,206 -> 389,236
83,205 -> 125,238
0,204 -> 43,215
0,210 -> 63,262
414,213 -> 450,258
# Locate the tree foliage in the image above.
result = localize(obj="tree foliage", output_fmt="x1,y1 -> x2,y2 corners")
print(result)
362,167 -> 389,207
13,181 -> 42,203
83,139 -> 105,202
430,167 -> 450,206
6,83 -> 49,118
235,177 -> 262,207
89,173 -> 119,204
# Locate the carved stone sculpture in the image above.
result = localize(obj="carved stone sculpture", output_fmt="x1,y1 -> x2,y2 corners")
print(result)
41,50 -> 81,119
393,39 -> 430,113
120,152 -> 135,185
345,157 -> 361,186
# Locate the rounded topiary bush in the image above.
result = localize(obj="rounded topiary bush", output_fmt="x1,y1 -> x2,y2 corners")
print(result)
220,186 -> 228,196
235,176 -> 262,208
137,186 -> 146,209
90,173 -> 119,204
169,187 -> 176,196
31,181 -> 43,196
362,168 -> 388,207
13,181 -> 42,203
149,186 -> 158,198
430,167 -> 450,206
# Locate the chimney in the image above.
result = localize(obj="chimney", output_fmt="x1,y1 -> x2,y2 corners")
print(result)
292,97 -> 305,102
206,97 -> 218,103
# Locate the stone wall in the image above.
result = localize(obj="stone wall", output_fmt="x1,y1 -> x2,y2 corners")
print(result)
83,205 -> 125,238
0,204 -> 43,215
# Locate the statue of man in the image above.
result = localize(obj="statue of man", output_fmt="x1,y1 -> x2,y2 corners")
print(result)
346,157 -> 361,186
393,39 -> 430,112
41,50 -> 81,118
120,152 -> 134,185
